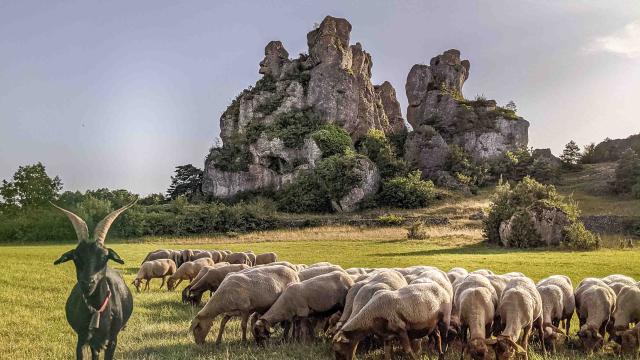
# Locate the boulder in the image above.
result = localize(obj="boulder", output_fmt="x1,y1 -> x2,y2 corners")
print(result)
499,205 -> 571,247
532,148 -> 562,168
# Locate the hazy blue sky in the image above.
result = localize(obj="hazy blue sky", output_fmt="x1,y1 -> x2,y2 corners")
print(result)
1,1 -> 639,194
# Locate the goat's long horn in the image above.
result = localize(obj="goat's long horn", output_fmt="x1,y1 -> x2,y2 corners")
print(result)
93,198 -> 137,245
50,202 -> 89,243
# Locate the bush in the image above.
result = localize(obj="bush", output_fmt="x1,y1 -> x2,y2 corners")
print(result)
275,171 -> 332,213
377,214 -> 405,226
378,171 -> 436,209
357,129 -> 406,179
315,150 -> 363,204
612,149 -> 640,194
563,222 -> 601,250
406,221 -> 428,240
248,107 -> 323,149
446,145 -> 488,187
311,125 -> 353,158
484,177 -> 596,250
632,183 -> 640,199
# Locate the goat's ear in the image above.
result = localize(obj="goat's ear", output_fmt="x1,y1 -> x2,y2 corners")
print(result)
106,248 -> 125,264
54,250 -> 75,265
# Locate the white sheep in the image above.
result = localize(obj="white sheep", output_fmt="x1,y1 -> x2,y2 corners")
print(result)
575,278 -> 616,355
253,271 -> 354,344
332,280 -> 452,360
493,277 -> 545,360
132,259 -> 177,292
537,275 -> 575,334
184,263 -> 251,305
298,265 -> 345,281
255,252 -> 278,265
166,258 -> 215,290
190,265 -> 300,345
456,277 -> 498,360
612,284 -> 640,355
447,267 -> 468,284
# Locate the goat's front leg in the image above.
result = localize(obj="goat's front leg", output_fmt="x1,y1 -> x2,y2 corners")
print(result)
104,335 -> 117,360
76,337 -> 85,360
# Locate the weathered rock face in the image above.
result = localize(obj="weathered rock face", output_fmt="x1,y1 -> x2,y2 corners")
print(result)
532,148 -> 562,168
203,16 -> 406,207
404,49 -> 529,184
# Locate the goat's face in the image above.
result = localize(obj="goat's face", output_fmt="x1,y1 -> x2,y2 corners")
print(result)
54,241 -> 124,296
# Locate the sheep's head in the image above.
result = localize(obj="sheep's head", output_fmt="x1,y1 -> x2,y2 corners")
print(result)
190,316 -> 213,345
620,327 -> 640,355
578,327 -> 604,355
131,278 -> 142,293
466,338 -> 492,360
51,200 -> 135,296
332,331 -> 357,360
543,325 -> 567,353
166,278 -> 177,291
252,318 -> 271,346
492,336 -> 527,360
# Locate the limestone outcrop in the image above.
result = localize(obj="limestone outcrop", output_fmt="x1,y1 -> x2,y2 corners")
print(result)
404,49 -> 529,185
203,16 -> 405,205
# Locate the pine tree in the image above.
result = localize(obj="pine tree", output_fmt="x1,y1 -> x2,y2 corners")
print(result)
560,140 -> 582,169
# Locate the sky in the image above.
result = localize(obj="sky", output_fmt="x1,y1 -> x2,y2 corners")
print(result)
1,1 -> 639,195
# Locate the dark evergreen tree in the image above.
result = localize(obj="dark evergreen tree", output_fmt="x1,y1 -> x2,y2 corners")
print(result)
612,149 -> 640,194
167,164 -> 203,200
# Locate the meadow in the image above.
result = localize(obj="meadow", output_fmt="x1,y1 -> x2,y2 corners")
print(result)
1,225 -> 638,360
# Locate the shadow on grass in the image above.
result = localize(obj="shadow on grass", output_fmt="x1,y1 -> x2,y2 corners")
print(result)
374,242 -> 561,257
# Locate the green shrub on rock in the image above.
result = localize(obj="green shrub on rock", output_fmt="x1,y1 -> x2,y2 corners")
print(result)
563,222 -> 601,250
315,150 -> 363,204
311,125 -> 353,158
377,171 -> 436,209
275,171 -> 331,213
357,129 -> 406,179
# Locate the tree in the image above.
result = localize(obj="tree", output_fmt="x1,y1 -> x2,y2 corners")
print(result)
581,143 -> 597,164
0,162 -> 62,209
167,165 -> 203,200
505,100 -> 517,112
612,149 -> 640,194
560,141 -> 582,169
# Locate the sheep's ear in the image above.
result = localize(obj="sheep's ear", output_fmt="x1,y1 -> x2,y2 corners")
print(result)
54,250 -> 75,265
107,248 -> 125,264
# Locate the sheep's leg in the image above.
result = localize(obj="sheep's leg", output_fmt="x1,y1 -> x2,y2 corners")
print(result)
399,331 -> 419,360
145,279 -> 150,291
383,340 -> 392,360
521,325 -> 531,360
282,320 -> 291,342
215,315 -> 232,345
159,276 -> 165,289
104,336 -> 117,360
90,347 -> 98,360
174,279 -> 183,289
565,317 -> 571,336
537,319 -> 546,355
240,312 -> 249,343
434,329 -> 444,360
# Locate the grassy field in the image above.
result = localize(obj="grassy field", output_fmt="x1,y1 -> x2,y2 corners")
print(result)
1,225 -> 638,360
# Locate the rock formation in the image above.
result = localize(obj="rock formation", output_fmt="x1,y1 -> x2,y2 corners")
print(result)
202,16 -> 406,205
404,49 -> 529,185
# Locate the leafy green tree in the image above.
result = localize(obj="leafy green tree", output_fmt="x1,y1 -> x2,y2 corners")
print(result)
612,149 -> 640,194
560,140 -> 582,169
167,165 -> 203,200
357,129 -> 406,179
0,162 -> 62,209
581,143 -> 597,164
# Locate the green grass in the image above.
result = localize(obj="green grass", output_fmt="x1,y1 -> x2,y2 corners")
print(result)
1,227 -> 638,359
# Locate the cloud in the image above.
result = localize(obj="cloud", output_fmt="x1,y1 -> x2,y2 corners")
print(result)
587,20 -> 640,58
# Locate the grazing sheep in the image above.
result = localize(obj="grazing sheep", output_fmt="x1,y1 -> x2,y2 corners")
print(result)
253,271 -> 354,344
456,278 -> 498,360
602,274 -> 636,287
245,252 -> 257,266
612,285 -> 640,353
132,259 -> 177,292
618,325 -> 640,356
409,268 -> 453,299
345,268 -> 374,277
185,264 -> 251,305
537,275 -> 575,335
167,258 -> 215,291
575,279 -> 616,355
493,277 -> 545,360
471,269 -> 494,276
332,270 -> 408,335
332,280 -> 452,360
190,265 -> 300,345
484,275 -> 511,301
447,267 -> 468,284
308,261 -> 334,268
608,282 -> 632,296
298,265 -> 345,281
191,250 -> 214,261
451,274 -> 498,345
255,252 -> 278,265
224,252 -> 252,265
141,249 -> 181,266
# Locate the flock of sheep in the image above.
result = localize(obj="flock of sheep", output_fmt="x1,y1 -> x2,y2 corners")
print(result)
136,249 -> 640,359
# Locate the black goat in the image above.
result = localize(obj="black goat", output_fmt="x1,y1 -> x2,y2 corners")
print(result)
52,200 -> 136,359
